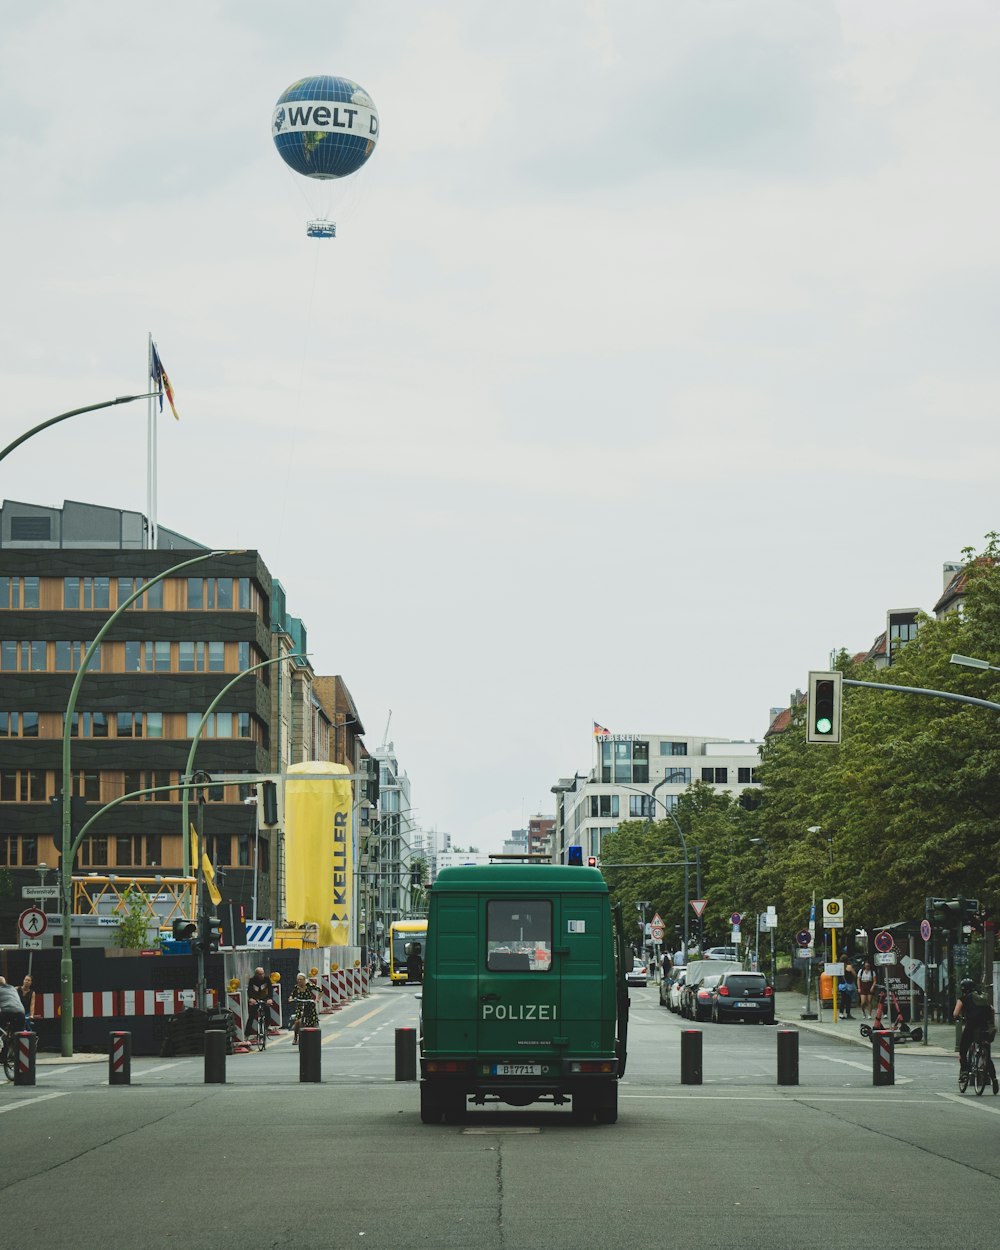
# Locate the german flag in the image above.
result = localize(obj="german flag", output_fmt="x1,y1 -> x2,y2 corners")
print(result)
593,721 -> 610,737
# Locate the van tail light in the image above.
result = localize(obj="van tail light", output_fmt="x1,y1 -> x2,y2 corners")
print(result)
717,986 -> 730,996
425,1060 -> 470,1073
764,986 -> 774,997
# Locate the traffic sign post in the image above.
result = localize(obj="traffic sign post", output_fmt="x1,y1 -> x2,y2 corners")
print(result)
874,931 -> 894,954
18,908 -> 48,938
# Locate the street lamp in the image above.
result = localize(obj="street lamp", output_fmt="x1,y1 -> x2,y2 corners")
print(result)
950,653 -> 1000,672
645,778 -> 691,962
0,393 -> 158,464
58,548 -> 229,1057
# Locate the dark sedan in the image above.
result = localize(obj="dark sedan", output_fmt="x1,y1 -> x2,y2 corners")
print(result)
711,971 -> 775,1024
682,973 -> 724,1021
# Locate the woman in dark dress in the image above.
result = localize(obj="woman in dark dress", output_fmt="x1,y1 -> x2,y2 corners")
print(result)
288,973 -> 319,1044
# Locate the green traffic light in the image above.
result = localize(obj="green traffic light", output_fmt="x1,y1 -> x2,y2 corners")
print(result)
815,717 -> 833,735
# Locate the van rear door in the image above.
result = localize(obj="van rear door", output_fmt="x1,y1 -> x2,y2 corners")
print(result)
477,895 -> 560,1060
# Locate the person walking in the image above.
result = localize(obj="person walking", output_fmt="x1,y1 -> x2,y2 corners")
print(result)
840,956 -> 857,1019
856,961 -> 877,1018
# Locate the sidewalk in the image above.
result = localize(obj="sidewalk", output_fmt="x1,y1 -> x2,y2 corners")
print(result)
774,988 -> 955,1057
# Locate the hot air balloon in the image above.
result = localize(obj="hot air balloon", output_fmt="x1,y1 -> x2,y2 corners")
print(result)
272,75 -> 380,238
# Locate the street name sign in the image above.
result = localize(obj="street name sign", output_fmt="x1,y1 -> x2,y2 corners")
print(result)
22,885 -> 59,899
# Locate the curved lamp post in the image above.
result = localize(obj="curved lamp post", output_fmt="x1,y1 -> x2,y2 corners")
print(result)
0,394 -> 158,464
179,653 -> 307,875
645,778 -> 691,962
58,548 -> 230,1056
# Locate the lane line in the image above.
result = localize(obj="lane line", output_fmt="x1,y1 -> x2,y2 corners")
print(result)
0,1092 -> 67,1113
815,1053 -> 912,1083
619,1094 -> 940,1102
937,1091 -> 1000,1115
347,1003 -> 389,1030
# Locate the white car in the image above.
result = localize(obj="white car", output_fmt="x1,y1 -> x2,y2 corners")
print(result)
625,960 -> 648,987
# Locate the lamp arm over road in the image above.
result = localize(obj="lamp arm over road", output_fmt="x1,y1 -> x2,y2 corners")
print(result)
179,653 -> 307,875
0,394 -> 159,464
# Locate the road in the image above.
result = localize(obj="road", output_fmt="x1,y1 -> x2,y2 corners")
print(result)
3,981 -> 1000,1249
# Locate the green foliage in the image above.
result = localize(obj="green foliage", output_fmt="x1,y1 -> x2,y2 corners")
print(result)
115,886 -> 153,949
599,539 -> 1000,956
0,868 -> 13,899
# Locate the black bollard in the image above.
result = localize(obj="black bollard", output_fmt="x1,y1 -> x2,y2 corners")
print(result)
204,1029 -> 227,1084
109,1031 -> 131,1086
299,1027 -> 322,1083
395,1027 -> 417,1081
13,1031 -> 36,1087
872,1030 -> 894,1086
776,1030 -> 799,1086
680,1029 -> 702,1085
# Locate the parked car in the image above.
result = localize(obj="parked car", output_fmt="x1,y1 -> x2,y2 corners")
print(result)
626,959 -> 648,987
684,972 -> 725,1021
660,965 -> 686,1009
712,971 -> 775,1024
704,945 -> 739,961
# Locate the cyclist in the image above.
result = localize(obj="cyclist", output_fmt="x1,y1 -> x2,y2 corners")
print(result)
0,977 -> 26,1035
288,973 -> 319,1045
246,966 -> 271,1040
953,977 -> 998,1093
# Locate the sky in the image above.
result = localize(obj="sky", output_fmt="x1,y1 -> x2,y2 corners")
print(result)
2,1 -> 1000,852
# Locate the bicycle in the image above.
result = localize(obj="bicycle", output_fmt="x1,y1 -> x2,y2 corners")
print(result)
1,1024 -> 15,1082
959,1035 -> 997,1096
247,1002 -> 268,1051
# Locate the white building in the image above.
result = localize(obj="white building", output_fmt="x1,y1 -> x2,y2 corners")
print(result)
434,849 -> 493,872
410,827 -> 454,881
552,731 -> 761,863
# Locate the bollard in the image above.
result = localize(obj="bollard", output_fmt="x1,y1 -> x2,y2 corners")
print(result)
680,1029 -> 702,1085
13,1031 -> 37,1087
872,1030 -> 894,1086
109,1031 -> 131,1086
204,1029 -> 227,1084
299,1027 -> 322,1083
395,1027 -> 417,1081
776,1029 -> 799,1086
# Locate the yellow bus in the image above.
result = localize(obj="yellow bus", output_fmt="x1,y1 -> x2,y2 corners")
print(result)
389,919 -> 428,984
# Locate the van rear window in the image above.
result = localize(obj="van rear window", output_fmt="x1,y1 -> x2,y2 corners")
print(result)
487,900 -> 552,971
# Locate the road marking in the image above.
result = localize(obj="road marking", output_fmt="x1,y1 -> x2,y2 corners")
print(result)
321,1030 -> 344,1046
462,1126 -> 540,1134
815,1053 -> 912,1083
347,1003 -> 389,1030
619,1094 -> 940,1102
937,1091 -> 1000,1115
0,1092 -> 67,1114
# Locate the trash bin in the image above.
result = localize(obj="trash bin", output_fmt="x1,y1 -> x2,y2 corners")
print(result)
819,973 -> 834,1007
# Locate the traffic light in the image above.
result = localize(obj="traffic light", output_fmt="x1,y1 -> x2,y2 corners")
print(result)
363,760 -> 380,808
219,901 -> 247,948
806,670 -> 843,744
932,897 -> 980,918
567,846 -> 583,865
199,913 -> 223,954
260,781 -> 279,827
587,856 -> 598,868
171,918 -> 197,943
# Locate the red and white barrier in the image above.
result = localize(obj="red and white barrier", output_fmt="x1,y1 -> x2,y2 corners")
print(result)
267,987 -> 283,1032
34,989 -> 217,1019
227,990 -> 246,1043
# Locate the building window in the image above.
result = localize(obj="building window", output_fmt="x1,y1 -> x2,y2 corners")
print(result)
238,578 -> 251,610
663,767 -> 691,785
238,834 -> 251,866
212,834 -> 232,865
629,795 -> 654,818
11,516 -> 51,541
29,640 -> 46,671
738,767 -> 757,784
116,835 -> 139,867
21,712 -> 38,737
187,577 -> 203,608
216,579 -> 233,610
146,713 -> 163,738
21,835 -> 38,865
632,740 -> 649,784
64,577 -> 80,608
0,771 -> 17,801
146,834 -> 162,866
117,712 -> 142,738
119,577 -> 163,609
0,712 -> 19,736
238,712 -> 251,738
701,767 -> 728,784
589,794 -> 619,818
0,834 -> 17,865
238,641 -> 250,671
660,741 -> 688,756
0,577 -> 21,608
23,577 -> 39,609
1,641 -> 15,670
79,836 -> 109,867
208,642 -> 225,672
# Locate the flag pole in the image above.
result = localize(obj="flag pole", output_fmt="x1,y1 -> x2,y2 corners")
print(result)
146,332 -> 157,549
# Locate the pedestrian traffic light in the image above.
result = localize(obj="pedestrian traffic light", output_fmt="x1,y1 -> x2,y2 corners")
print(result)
806,670 -> 843,744
199,914 -> 223,954
172,918 -> 197,943
587,856 -> 598,868
567,845 -> 583,865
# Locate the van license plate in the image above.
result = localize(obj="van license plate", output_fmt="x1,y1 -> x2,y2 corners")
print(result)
493,1064 -> 541,1076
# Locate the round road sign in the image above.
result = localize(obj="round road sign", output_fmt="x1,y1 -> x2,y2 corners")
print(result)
795,929 -> 812,948
730,912 -> 743,925
18,906 -> 47,937
920,918 -> 932,942
874,930 -> 894,953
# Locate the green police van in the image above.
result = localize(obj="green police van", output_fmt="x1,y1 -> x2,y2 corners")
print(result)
418,864 -> 628,1124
